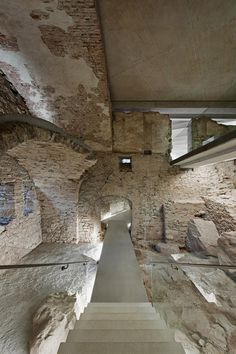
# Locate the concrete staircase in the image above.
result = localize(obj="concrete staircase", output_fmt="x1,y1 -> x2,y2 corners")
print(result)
58,302 -> 185,353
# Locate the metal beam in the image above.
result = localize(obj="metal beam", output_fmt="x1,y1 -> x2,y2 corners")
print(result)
112,101 -> 236,118
171,130 -> 236,168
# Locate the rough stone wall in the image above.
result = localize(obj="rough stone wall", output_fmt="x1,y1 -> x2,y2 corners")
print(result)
204,197 -> 236,235
0,70 -> 29,114
78,151 -> 235,243
0,0 -> 111,150
191,117 -> 236,150
164,200 -> 206,246
113,112 -> 171,154
0,153 -> 41,264
0,121 -> 96,244
8,141 -> 95,243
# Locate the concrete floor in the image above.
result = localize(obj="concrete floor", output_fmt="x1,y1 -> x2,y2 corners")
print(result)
92,211 -> 148,302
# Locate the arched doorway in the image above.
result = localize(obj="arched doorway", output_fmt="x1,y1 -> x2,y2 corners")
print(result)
95,195 -> 132,238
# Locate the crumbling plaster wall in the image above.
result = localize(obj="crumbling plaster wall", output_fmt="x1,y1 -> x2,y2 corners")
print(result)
0,153 -> 42,264
0,70 -> 30,115
8,141 -> 95,243
191,117 -> 236,150
0,0 -> 111,150
78,153 -> 235,243
0,121 -> 96,244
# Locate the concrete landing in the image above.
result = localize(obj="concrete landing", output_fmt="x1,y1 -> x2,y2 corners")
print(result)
91,212 -> 148,302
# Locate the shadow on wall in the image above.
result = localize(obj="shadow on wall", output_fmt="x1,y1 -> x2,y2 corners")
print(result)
95,195 -> 132,221
78,195 -> 132,243
96,195 -> 132,240
0,115 -> 96,254
0,154 -> 42,264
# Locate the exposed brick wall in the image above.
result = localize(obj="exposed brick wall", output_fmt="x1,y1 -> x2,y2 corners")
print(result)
0,0 -> 112,150
0,70 -> 29,115
0,154 -> 42,264
0,122 -> 96,245
8,141 -> 95,243
77,151 -> 235,243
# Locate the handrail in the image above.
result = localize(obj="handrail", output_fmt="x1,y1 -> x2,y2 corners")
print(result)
147,260 -> 236,270
0,260 -> 99,270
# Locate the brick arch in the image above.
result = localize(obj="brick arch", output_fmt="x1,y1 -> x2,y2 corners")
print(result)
0,114 -> 96,244
0,114 -> 92,154
77,154 -> 136,243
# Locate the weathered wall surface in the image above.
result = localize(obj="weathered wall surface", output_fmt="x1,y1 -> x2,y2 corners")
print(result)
78,152 -> 235,243
0,70 -> 29,114
8,141 -> 95,243
0,153 -> 41,264
0,121 -> 96,244
0,0 -> 111,150
191,117 -> 236,150
95,195 -> 131,221
113,112 -> 171,154
204,196 -> 236,235
164,199 -> 206,246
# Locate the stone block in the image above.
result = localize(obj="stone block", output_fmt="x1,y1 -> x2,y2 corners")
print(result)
217,231 -> 236,264
186,218 -> 219,256
154,242 -> 180,255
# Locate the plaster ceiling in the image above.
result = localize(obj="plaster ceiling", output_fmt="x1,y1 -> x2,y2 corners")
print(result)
99,0 -> 236,103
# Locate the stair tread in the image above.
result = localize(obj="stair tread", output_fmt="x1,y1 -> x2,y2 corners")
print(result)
75,319 -> 167,330
80,312 -> 161,321
58,341 -> 185,354
66,329 -> 175,342
84,306 -> 156,313
89,302 -> 151,306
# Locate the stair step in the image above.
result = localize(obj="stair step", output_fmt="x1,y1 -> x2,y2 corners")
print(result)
58,342 -> 185,354
80,312 -> 160,321
89,302 -> 151,307
85,305 -> 155,313
75,319 -> 167,330
66,329 -> 175,342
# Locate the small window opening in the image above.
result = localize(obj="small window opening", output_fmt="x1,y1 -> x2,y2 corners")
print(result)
119,156 -> 132,172
144,149 -> 152,155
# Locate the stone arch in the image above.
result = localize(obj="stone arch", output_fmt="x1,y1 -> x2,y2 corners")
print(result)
77,154 -> 136,243
0,153 -> 42,264
0,115 -> 96,245
0,114 -> 92,154
95,195 -> 132,221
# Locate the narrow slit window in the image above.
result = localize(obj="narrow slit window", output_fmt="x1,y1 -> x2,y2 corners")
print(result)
119,156 -> 132,172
